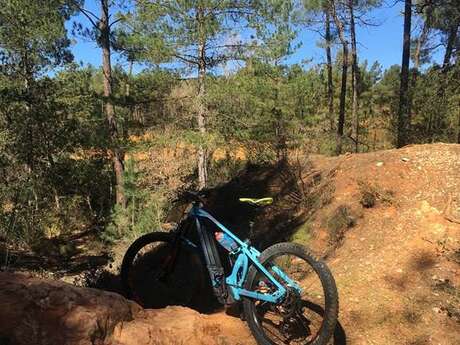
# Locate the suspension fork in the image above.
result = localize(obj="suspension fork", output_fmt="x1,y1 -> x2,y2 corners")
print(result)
195,217 -> 228,304
159,220 -> 192,278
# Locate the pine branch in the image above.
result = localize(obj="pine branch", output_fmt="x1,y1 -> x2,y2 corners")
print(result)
71,0 -> 100,30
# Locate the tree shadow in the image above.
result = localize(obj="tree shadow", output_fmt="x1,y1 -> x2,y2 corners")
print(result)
409,250 -> 437,272
200,161 -> 312,249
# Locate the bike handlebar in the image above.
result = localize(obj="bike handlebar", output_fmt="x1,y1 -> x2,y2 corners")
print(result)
179,190 -> 209,204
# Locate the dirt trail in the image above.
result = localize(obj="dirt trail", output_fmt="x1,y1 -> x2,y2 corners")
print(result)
0,143 -> 459,345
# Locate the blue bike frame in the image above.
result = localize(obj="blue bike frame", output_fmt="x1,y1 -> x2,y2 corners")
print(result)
189,204 -> 302,304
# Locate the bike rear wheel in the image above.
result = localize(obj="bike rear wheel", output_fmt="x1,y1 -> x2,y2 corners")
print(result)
120,232 -> 206,309
243,242 -> 338,345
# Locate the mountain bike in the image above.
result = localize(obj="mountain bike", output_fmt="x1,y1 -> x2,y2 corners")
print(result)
121,191 -> 338,345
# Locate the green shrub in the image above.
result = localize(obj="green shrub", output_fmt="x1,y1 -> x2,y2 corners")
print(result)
207,156 -> 246,186
291,221 -> 312,245
102,159 -> 169,243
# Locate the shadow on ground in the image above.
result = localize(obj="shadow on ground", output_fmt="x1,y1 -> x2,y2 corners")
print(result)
334,320 -> 347,345
0,228 -> 111,277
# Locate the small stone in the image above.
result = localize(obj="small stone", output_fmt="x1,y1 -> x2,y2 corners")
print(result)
401,157 -> 410,162
376,162 -> 384,167
432,307 -> 441,313
396,268 -> 403,273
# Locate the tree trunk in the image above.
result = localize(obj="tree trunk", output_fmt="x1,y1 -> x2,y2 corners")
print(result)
336,45 -> 349,155
433,20 -> 459,140
442,21 -> 459,71
125,59 -> 133,97
397,0 -> 412,148
197,6 -> 208,190
413,6 -> 431,75
331,1 -> 348,155
409,11 -> 431,123
100,0 -> 126,207
274,95 -> 287,161
325,5 -> 334,131
348,0 -> 360,153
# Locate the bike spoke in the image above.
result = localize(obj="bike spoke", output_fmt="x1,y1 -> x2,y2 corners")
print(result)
127,239 -> 201,308
251,251 -> 328,345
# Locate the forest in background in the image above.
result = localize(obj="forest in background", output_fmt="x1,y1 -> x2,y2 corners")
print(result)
0,0 -> 459,251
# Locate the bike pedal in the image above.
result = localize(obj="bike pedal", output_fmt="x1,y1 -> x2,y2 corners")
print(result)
239,311 -> 246,321
224,302 -> 242,318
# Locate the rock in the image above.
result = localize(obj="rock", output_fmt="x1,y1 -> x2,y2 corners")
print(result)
376,162 -> 384,167
112,306 -> 255,345
0,272 -> 140,345
0,273 -> 255,345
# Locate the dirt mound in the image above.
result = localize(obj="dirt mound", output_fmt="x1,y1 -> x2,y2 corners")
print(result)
0,272 -> 255,345
305,143 -> 460,344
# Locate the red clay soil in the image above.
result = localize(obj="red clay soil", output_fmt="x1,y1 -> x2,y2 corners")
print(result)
0,143 -> 459,345
307,143 -> 460,345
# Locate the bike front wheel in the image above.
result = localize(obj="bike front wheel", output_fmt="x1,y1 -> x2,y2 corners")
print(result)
243,242 -> 338,345
120,232 -> 206,309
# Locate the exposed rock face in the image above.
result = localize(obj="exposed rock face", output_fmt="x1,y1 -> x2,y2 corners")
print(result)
0,272 -> 254,345
0,272 -> 140,345
112,307 -> 255,345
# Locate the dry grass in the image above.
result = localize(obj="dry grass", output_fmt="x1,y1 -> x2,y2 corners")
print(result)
357,179 -> 395,208
325,205 -> 356,246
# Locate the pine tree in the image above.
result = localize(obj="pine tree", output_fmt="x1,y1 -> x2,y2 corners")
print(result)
329,0 -> 349,155
72,0 -> 127,206
397,0 -> 413,148
123,0 -> 295,188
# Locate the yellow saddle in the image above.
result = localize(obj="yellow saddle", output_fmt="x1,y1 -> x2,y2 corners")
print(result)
238,197 -> 273,206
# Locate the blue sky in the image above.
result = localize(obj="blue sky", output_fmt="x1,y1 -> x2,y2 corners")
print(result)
67,1 -> 442,73
287,2 -> 408,68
